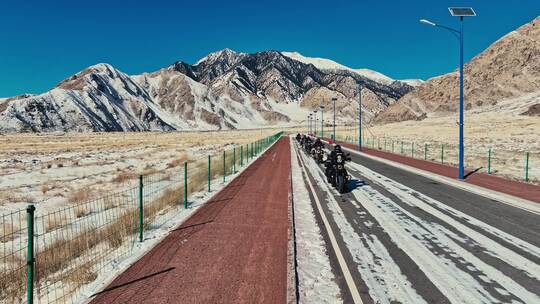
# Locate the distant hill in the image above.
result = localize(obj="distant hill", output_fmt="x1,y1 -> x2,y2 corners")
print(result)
375,16 -> 540,123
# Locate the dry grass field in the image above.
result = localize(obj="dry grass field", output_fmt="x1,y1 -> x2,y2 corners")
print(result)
321,112 -> 540,184
0,129 -> 278,214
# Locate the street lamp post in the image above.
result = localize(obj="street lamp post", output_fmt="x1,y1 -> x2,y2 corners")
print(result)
420,7 -> 475,180
310,114 -> 313,135
314,110 -> 318,136
320,106 -> 324,138
332,97 -> 337,142
358,84 -> 362,151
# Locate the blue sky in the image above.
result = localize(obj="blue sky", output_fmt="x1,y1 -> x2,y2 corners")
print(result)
0,0 -> 538,97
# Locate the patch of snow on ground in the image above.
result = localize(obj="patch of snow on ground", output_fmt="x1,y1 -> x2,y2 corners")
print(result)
346,162 -> 540,303
75,141 -> 276,303
299,147 -> 427,304
290,138 -> 342,303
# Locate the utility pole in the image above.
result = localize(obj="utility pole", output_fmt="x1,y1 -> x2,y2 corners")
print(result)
332,97 -> 337,141
358,84 -> 362,150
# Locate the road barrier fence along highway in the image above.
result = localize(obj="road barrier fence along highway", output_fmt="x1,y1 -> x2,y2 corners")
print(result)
331,134 -> 536,184
0,132 -> 283,304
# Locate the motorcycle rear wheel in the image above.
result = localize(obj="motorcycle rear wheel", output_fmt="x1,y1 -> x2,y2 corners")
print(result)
337,175 -> 346,194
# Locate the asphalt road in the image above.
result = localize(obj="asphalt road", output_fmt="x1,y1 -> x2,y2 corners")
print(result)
293,140 -> 540,304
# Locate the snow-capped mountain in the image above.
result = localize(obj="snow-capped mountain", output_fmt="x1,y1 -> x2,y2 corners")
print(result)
0,49 -> 417,132
281,51 -> 424,87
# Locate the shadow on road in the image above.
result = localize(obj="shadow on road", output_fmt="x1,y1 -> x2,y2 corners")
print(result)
347,179 -> 368,192
90,267 -> 175,297
464,167 -> 483,179
173,220 -> 213,232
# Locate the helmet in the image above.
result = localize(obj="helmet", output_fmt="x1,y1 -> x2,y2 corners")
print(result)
334,145 -> 342,152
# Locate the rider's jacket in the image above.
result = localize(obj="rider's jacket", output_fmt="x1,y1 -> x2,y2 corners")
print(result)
329,151 -> 346,169
313,140 -> 324,149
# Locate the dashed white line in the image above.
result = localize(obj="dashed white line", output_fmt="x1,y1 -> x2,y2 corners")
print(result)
294,144 -> 364,304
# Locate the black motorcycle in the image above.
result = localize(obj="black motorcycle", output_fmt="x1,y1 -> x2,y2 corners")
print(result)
304,139 -> 313,153
326,152 -> 352,193
314,146 -> 324,164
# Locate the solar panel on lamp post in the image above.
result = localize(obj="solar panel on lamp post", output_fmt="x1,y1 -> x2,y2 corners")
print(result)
420,7 -> 475,180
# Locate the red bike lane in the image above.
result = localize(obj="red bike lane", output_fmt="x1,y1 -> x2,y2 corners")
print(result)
89,137 -> 292,304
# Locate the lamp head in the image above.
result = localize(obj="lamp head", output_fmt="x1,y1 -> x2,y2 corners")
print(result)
420,19 -> 436,26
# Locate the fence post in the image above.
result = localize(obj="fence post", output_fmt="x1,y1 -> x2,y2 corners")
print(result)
138,175 -> 143,242
401,141 -> 404,154
441,144 -> 444,164
487,148 -> 491,174
392,141 -> 394,153
525,152 -> 529,182
184,162 -> 188,209
233,146 -> 236,173
240,145 -> 243,167
223,150 -> 226,183
424,143 -> 428,161
26,204 -> 35,304
208,155 -> 211,192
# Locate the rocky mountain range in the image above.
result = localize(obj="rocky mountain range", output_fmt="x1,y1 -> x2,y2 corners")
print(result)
4,15 -> 536,132
376,15 -> 540,123
0,49 -> 418,132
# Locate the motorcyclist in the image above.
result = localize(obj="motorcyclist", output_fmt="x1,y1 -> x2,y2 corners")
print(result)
312,138 -> 324,161
303,136 -> 312,151
296,133 -> 302,142
327,145 -> 350,188
312,138 -> 324,150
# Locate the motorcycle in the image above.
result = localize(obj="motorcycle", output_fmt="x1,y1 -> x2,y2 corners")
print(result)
326,152 -> 352,193
314,146 -> 324,164
303,139 -> 313,153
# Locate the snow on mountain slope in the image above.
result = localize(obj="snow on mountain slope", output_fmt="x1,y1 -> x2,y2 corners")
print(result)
0,49 -> 417,132
281,51 -> 422,87
0,64 -> 173,132
281,51 -> 354,73
352,68 -> 394,85
400,79 -> 425,87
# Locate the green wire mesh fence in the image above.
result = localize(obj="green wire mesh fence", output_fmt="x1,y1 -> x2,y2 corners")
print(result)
0,208 -> 28,303
1,132 -> 283,304
333,134 -> 536,184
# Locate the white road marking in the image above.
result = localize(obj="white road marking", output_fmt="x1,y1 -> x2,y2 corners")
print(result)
349,161 -> 540,274
331,141 -> 540,216
294,144 -> 364,304
303,155 -> 428,303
